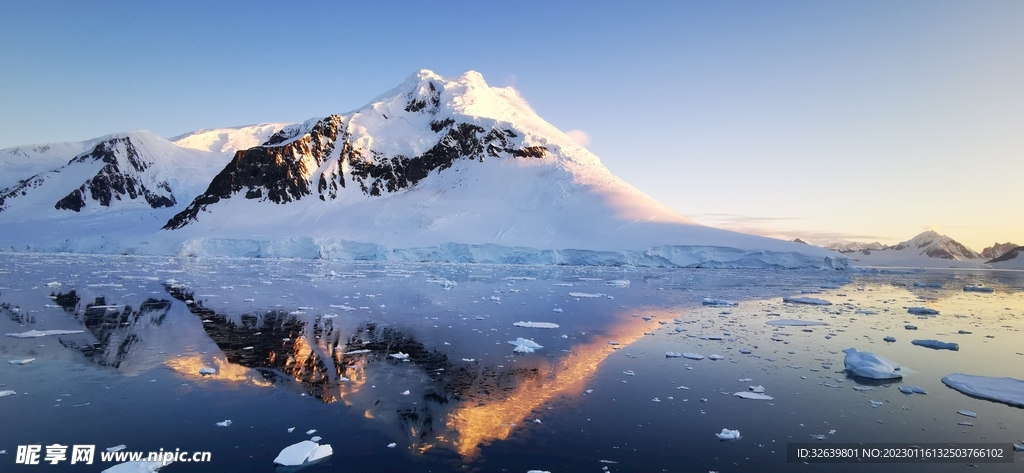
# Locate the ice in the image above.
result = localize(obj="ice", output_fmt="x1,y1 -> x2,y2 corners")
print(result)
387,443 -> 397,448
782,297 -> 832,305
963,285 -> 994,293
715,428 -> 741,440
898,386 -> 927,394
513,321 -> 559,329
390,352 -> 410,361
401,390 -> 411,395
941,374 -> 1024,408
904,325 -> 918,330
733,392 -> 773,400
102,461 -> 171,472
683,353 -> 704,360
1014,444 -> 1024,452
527,470 -> 553,473
216,420 -> 232,427
287,427 -> 295,433
907,307 -> 939,315
702,298 -> 737,307
853,386 -> 873,392
310,436 -> 322,442
8,358 -> 36,365
5,329 -> 85,338
0,390 -> 16,397
765,319 -> 828,326
911,339 -> 959,351
273,440 -> 332,466
869,400 -> 884,407
842,348 -> 902,380
749,385 -> 765,393
913,282 -> 943,288
509,338 -> 543,354
306,429 -> 317,435
198,367 -> 216,375
708,354 -> 724,360
957,410 -> 977,418
883,336 -> 896,342
568,292 -> 604,298
738,348 -> 752,354
605,280 -> 630,287
665,352 -> 683,358
107,445 -> 127,453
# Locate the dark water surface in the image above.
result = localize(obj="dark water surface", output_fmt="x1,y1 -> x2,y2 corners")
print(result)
1,254 -> 1022,472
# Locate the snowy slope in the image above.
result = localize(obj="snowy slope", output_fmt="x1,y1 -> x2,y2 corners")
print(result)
154,70 -> 845,268
170,123 -> 292,157
981,242 -> 1019,260
987,247 -> 1024,269
842,231 -> 985,268
824,240 -> 886,254
0,140 -> 93,189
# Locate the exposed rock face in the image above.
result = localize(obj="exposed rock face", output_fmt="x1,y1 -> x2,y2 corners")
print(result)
163,114 -> 547,229
987,246 -> 1023,264
981,242 -> 1019,260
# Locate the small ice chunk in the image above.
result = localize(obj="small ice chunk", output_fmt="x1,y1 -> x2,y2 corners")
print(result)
853,386 -> 874,392
568,292 -> 603,298
306,429 -> 317,435
1014,444 -> 1024,452
287,427 -> 295,433
8,358 -> 36,365
958,421 -> 973,426
310,436 -> 322,442
5,329 -> 85,338
708,354 -> 724,361
941,374 -> 1024,408
702,298 -> 738,307
683,353 -> 704,360
783,297 -> 832,305
911,339 -> 959,351
198,367 -> 216,375
390,352 -> 410,361
842,347 -> 902,380
765,319 -> 828,326
509,338 -> 543,354
957,410 -> 977,418
810,434 -> 827,440
898,386 -> 927,395
749,385 -> 765,393
738,348 -> 752,354
883,336 -> 896,342
106,445 -> 127,453
387,443 -> 397,448
733,392 -> 773,400
273,440 -> 331,466
606,280 -> 631,288
216,420 -> 232,427
46,281 -> 62,287
401,390 -> 411,396
907,307 -> 938,315
102,460 -> 171,472
552,308 -> 563,313
665,352 -> 683,358
623,370 -> 635,376
904,325 -> 918,330
869,400 -> 884,407
0,390 -> 16,398
963,285 -> 994,293
513,321 -> 560,329
715,428 -> 741,440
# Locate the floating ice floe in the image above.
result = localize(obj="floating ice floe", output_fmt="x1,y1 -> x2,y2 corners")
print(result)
8,358 -> 35,365
683,353 -> 704,360
45,281 -> 62,287
273,440 -> 333,466
941,374 -> 1024,408
102,460 -> 171,472
390,352 -> 410,361
911,339 -> 959,351
842,348 -> 902,380
344,349 -> 371,355
702,298 -> 738,307
387,443 -> 397,448
216,420 -> 232,427
527,470 -> 552,473
738,348 -> 752,354
715,428 -> 741,440
913,281 -> 943,288
766,319 -> 828,327
708,354 -> 724,361
665,352 -> 683,358
898,386 -> 927,395
605,280 -> 631,288
513,321 -> 559,329
734,392 -> 773,400
509,338 -> 543,354
306,429 -> 316,435
5,329 -> 85,338
957,410 -> 977,418
0,391 -> 16,397
904,325 -> 918,330
749,385 -> 765,393
963,285 -> 994,293
783,297 -> 832,305
107,445 -> 127,453
1014,444 -> 1024,452
853,386 -> 874,392
198,367 -> 216,375
568,292 -> 604,298
869,400 -> 884,407
883,336 -> 896,342
907,307 -> 938,315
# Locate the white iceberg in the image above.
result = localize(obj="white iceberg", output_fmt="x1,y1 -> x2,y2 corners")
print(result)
102,461 -> 171,473
509,338 -> 543,354
783,297 -> 832,305
941,374 -> 1024,408
5,329 -> 85,338
733,392 -> 773,400
842,348 -> 902,380
911,339 -> 959,351
0,390 -> 16,398
749,385 -> 765,393
708,354 -> 724,361
273,440 -> 333,466
8,358 -> 36,365
899,386 -> 927,394
513,321 -> 559,329
568,292 -> 603,298
216,420 -> 232,427
715,428 -> 741,440
766,319 -> 828,326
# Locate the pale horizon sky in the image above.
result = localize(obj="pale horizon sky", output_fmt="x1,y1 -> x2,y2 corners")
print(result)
2,1 -> 1021,252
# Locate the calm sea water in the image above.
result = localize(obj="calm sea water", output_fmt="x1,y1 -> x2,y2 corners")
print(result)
1,254 -> 1022,472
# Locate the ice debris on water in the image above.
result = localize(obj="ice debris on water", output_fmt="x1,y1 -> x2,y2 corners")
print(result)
749,385 -> 765,393
509,338 -> 543,354
310,436 -> 321,442
216,420 -> 232,427
702,298 -> 738,307
869,400 -> 884,407
0,390 -> 16,397
708,354 -> 724,361
390,352 -> 410,361
963,285 -> 994,293
911,339 -> 959,351
733,392 -> 773,400
273,440 -> 333,466
306,429 -> 317,435
8,358 -> 36,365
907,307 -> 939,315
605,280 -> 631,287
957,410 -> 977,418
198,367 -> 216,375
810,434 -> 827,440
683,353 -> 704,360
715,428 -> 740,440
106,445 -> 127,453
782,297 -> 832,305
5,329 -> 85,338
387,443 -> 397,448
899,386 -> 927,395
843,348 -> 902,380
905,325 -> 917,330
666,352 -> 683,358
765,319 -> 828,326
1014,444 -> 1024,452
287,427 -> 295,433
102,460 -> 171,472
941,374 -> 1024,408
513,321 -> 559,329
883,336 -> 896,342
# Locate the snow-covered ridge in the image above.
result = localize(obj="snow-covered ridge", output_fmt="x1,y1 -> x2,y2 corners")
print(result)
171,123 -> 292,157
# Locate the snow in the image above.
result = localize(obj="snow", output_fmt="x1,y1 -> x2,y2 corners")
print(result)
941,374 -> 1024,408
782,297 -> 832,305
170,122 -> 292,156
842,348 -> 902,380
513,321 -> 559,329
765,319 -> 828,326
911,339 -> 959,351
715,428 -> 741,440
6,329 -> 85,338
102,461 -> 171,473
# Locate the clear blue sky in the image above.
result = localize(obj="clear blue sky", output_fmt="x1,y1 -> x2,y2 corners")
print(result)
2,1 -> 1021,250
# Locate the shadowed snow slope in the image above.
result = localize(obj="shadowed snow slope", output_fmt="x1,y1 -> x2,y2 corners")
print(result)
0,70 -> 845,269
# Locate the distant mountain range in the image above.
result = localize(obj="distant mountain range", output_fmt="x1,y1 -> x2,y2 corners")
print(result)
0,70 -> 845,269
816,231 -> 1021,268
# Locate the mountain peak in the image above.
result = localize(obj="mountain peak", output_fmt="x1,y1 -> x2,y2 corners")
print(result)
892,231 -> 979,260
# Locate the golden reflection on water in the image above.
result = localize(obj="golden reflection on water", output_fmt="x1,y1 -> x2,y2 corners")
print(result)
164,354 -> 271,386
443,308 -> 665,458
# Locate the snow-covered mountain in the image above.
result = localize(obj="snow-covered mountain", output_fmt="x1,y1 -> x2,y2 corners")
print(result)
0,70 -> 846,269
824,240 -> 887,254
888,230 -> 980,260
986,246 -> 1024,269
980,242 -> 1019,260
837,231 -> 988,268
